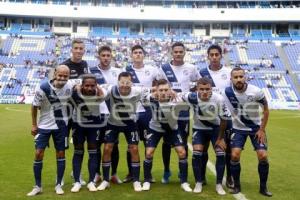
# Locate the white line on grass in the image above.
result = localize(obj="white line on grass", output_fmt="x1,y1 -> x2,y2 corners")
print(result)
5,107 -> 30,113
187,143 -> 249,200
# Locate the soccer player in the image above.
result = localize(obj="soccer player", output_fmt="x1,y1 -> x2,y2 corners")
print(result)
90,45 -> 122,184
182,77 -> 229,195
123,44 -> 161,183
97,72 -> 149,192
61,39 -> 89,185
159,42 -> 200,183
223,67 -> 272,197
70,74 -> 106,193
27,65 -> 72,196
199,44 -> 233,188
142,79 -> 192,192
61,39 -> 89,80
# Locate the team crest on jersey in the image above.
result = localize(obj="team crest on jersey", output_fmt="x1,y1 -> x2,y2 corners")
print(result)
95,73 -> 103,79
65,89 -> 71,96
221,74 -> 227,80
145,70 -> 150,76
183,69 -> 189,76
208,105 -> 215,112
84,68 -> 88,73
247,96 -> 254,102
112,71 -> 117,77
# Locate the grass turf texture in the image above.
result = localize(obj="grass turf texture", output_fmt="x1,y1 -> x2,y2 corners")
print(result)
0,104 -> 299,200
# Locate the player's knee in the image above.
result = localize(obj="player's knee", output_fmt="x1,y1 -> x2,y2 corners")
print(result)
257,150 -> 268,161
129,145 -> 139,154
56,151 -> 65,158
177,148 -> 186,159
88,143 -> 97,150
231,151 -> 240,161
103,143 -> 113,153
145,150 -> 154,159
35,149 -> 44,160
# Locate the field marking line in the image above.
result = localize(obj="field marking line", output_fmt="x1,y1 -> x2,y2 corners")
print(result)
187,142 -> 249,200
5,107 -> 30,113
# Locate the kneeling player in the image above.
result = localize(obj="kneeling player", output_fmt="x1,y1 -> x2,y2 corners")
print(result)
182,78 -> 229,195
70,74 -> 106,193
142,79 -> 192,192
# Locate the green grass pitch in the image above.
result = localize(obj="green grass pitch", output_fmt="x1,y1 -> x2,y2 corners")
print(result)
0,104 -> 299,200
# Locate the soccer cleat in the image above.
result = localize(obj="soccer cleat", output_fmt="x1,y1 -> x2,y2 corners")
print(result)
133,181 -> 143,192
216,184 -> 226,195
110,174 -> 123,184
161,171 -> 171,184
193,182 -> 203,193
202,178 -> 207,186
97,180 -> 110,191
142,182 -> 151,191
27,186 -> 42,196
71,182 -> 81,193
56,178 -> 64,186
123,174 -> 133,183
181,182 -> 193,192
93,173 -> 102,184
71,172 -> 86,185
55,184 -> 64,195
230,186 -> 241,194
87,182 -> 97,192
226,176 -> 234,189
260,187 -> 273,197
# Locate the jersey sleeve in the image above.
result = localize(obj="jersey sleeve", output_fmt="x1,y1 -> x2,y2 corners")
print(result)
218,95 -> 231,119
256,88 -> 266,105
191,65 -> 201,81
32,87 -> 45,107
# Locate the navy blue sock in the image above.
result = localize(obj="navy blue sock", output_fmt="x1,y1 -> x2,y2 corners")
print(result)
258,160 -> 269,189
111,144 -> 119,176
201,152 -> 208,181
179,158 -> 188,183
192,151 -> 202,183
72,149 -> 84,183
131,161 -> 140,182
126,149 -> 132,175
143,157 -> 153,182
225,152 -> 232,178
102,161 -> 111,181
230,160 -> 241,187
56,157 -> 66,185
162,142 -> 171,172
96,146 -> 101,174
88,149 -> 98,183
216,153 -> 225,184
33,160 -> 43,187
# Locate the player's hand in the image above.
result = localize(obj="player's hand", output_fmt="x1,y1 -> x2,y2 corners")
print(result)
31,125 -> 38,136
255,129 -> 266,144
74,84 -> 81,93
96,85 -> 104,97
170,90 -> 177,101
215,138 -> 226,151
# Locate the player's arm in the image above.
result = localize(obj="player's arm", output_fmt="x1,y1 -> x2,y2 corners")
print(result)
31,105 -> 38,136
256,98 -> 269,144
215,118 -> 227,151
95,84 -> 107,102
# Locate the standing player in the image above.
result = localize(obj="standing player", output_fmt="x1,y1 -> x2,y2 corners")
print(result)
199,44 -> 233,187
97,72 -> 149,192
89,45 -> 122,184
160,42 -> 200,183
182,78 -> 229,195
61,39 -> 89,81
61,39 -> 89,185
70,74 -> 106,193
142,79 -> 192,192
27,65 -> 72,196
123,44 -> 161,183
223,67 -> 272,197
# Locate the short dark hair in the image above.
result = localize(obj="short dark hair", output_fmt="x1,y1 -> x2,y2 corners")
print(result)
231,66 -> 245,75
131,44 -> 145,54
171,42 -> 185,50
118,71 -> 132,81
81,74 -> 97,85
197,77 -> 213,86
98,45 -> 112,55
156,79 -> 169,87
207,44 -> 222,55
72,39 -> 84,48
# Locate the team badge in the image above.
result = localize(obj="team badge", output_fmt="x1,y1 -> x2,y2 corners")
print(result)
112,71 -> 117,77
221,74 -> 227,80
247,96 -> 254,102
183,69 -> 189,76
145,70 -> 150,76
